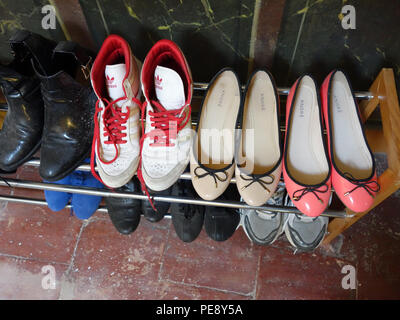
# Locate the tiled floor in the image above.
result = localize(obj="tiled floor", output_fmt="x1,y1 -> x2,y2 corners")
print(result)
0,162 -> 399,300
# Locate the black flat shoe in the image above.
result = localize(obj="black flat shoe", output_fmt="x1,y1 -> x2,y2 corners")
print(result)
171,180 -> 205,242
142,186 -> 172,222
105,178 -> 142,235
0,30 -> 56,171
204,194 -> 240,242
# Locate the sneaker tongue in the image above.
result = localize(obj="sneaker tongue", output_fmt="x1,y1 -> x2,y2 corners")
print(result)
154,65 -> 185,111
256,210 -> 277,220
296,214 -> 316,223
105,63 -> 126,107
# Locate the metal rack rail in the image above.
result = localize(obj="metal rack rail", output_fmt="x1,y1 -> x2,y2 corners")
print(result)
0,84 -> 373,111
0,178 -> 348,218
0,81 -> 366,219
193,82 -> 373,100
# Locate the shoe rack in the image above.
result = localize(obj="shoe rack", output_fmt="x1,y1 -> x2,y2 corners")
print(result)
0,68 -> 399,243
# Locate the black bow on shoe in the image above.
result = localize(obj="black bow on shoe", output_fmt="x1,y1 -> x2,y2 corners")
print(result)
239,173 -> 274,192
194,166 -> 228,188
343,172 -> 380,198
292,184 -> 329,204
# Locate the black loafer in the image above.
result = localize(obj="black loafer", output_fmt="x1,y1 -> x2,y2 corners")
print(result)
171,180 -> 205,242
142,186 -> 172,222
105,178 -> 142,235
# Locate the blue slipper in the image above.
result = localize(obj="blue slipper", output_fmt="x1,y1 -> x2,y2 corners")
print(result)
44,175 -> 72,212
70,171 -> 103,220
44,158 -> 103,218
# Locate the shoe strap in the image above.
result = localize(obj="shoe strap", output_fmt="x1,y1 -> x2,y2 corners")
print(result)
53,41 -> 94,79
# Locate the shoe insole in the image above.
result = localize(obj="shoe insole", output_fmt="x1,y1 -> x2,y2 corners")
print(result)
197,70 -> 240,169
330,71 -> 372,178
240,71 -> 280,174
287,76 -> 329,184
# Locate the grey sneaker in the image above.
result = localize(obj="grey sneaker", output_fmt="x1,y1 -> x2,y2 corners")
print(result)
240,184 -> 287,245
242,209 -> 287,245
283,194 -> 329,252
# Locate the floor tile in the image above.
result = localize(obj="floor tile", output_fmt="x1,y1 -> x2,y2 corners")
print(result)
0,255 -> 68,299
333,192 -> 400,299
156,280 -> 250,300
160,225 -> 260,295
0,202 -> 82,263
256,246 -> 356,300
69,218 -> 168,299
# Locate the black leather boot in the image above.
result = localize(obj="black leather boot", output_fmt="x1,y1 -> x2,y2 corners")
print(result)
0,30 -> 56,171
105,178 -> 142,235
171,180 -> 205,242
33,41 -> 96,181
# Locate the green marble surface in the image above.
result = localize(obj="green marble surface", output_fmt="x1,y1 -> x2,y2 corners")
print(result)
272,0 -> 400,93
79,0 -> 255,82
0,0 -> 398,94
0,0 -> 65,63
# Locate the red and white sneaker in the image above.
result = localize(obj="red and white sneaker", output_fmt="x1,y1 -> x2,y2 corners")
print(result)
139,39 -> 193,192
90,35 -> 141,188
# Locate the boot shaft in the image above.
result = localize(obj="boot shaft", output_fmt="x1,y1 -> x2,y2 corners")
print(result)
33,41 -> 94,103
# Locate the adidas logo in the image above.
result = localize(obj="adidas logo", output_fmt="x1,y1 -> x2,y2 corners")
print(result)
106,75 -> 117,88
155,74 -> 163,90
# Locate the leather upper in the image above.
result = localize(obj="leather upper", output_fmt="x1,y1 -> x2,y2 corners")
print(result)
0,30 -> 56,171
0,66 -> 43,171
35,41 -> 96,181
190,68 -> 241,201
105,178 -> 142,234
235,69 -> 283,206
235,165 -> 282,206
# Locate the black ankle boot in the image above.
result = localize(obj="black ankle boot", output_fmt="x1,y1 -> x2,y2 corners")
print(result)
0,30 -> 56,171
105,178 -> 142,235
34,41 -> 96,181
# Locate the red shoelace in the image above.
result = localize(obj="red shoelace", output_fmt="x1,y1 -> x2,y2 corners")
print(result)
90,96 -> 141,186
136,100 -> 191,211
